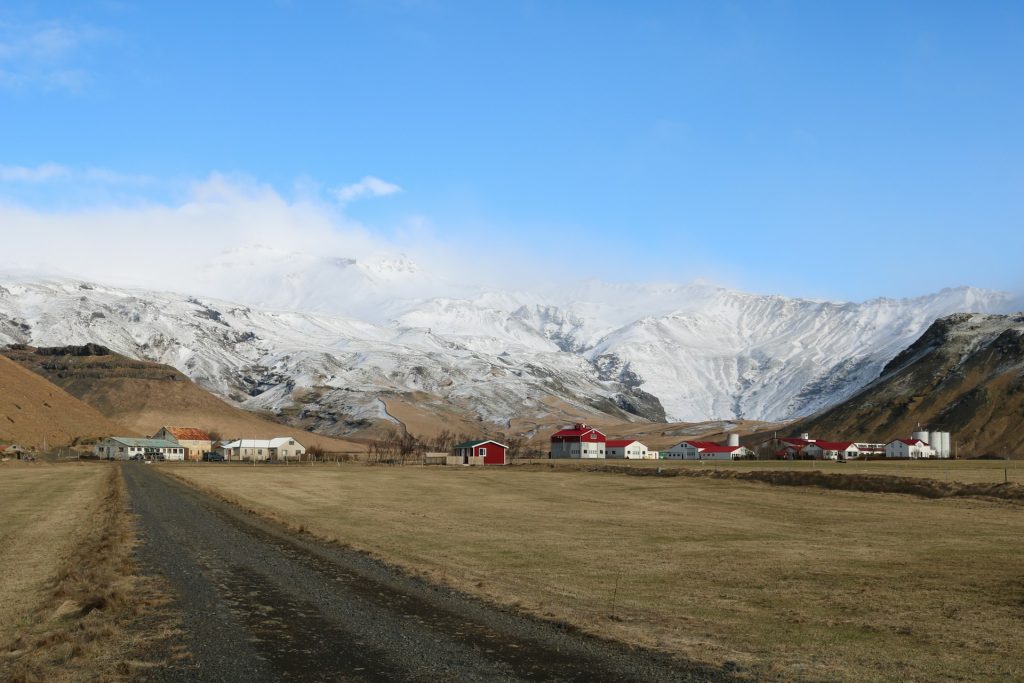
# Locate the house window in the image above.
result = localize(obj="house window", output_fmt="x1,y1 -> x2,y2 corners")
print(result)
478,447 -> 487,457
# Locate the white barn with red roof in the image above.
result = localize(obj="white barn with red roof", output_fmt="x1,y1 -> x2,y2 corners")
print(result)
813,441 -> 861,460
885,438 -> 937,459
663,440 -> 749,461
550,423 -> 606,459
605,440 -> 649,459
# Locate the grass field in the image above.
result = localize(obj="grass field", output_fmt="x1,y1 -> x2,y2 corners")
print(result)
166,463 -> 1024,681
0,462 -> 108,643
526,457 -> 1024,484
0,462 -> 171,680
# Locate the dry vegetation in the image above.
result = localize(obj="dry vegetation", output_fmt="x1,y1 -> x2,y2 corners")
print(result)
1,345 -> 365,453
0,462 -> 174,681
166,463 -> 1024,682
0,355 -> 131,450
525,458 -> 1024,486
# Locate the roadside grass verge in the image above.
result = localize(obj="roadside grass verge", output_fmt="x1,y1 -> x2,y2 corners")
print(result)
0,463 -> 175,681
164,463 -> 1024,682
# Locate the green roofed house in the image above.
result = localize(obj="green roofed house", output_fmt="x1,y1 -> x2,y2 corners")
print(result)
93,437 -> 187,461
450,440 -> 508,466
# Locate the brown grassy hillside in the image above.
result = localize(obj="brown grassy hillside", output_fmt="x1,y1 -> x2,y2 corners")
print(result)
1,345 -> 365,453
0,355 -> 131,449
788,313 -> 1024,456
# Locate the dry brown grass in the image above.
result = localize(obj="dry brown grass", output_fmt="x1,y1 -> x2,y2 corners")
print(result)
526,457 -> 1024,486
0,462 -> 175,681
166,463 -> 1024,682
0,356 -> 131,449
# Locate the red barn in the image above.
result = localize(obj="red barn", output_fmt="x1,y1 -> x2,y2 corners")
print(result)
452,439 -> 508,465
550,423 -> 606,459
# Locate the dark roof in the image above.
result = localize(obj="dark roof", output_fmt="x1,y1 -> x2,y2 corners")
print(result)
453,439 -> 507,449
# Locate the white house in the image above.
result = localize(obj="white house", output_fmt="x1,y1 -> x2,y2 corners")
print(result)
605,440 -> 649,459
219,437 -> 306,461
812,441 -> 861,460
885,438 -> 937,459
698,445 -> 750,461
662,441 -> 748,461
93,437 -> 186,461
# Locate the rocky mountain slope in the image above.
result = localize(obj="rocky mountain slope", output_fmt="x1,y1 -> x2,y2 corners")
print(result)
0,272 -> 1013,436
0,353 -> 131,449
0,344 -> 365,452
788,313 -> 1024,456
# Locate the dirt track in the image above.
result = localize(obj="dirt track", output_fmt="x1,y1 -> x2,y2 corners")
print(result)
124,464 -> 730,682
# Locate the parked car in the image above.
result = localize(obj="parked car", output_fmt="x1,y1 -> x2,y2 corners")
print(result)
129,453 -> 145,461
204,452 -> 225,462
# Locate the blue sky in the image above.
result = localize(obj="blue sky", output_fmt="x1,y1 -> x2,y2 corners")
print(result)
1,1 -> 1022,301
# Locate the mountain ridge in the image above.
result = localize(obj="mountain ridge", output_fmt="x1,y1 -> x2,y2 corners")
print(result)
0,272 -> 1014,435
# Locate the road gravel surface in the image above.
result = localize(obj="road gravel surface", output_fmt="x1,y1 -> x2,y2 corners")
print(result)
124,464 -> 734,682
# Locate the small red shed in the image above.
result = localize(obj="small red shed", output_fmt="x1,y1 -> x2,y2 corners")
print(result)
452,439 -> 508,465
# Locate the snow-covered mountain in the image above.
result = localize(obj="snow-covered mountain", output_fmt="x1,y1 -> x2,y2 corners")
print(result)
0,267 -> 1014,434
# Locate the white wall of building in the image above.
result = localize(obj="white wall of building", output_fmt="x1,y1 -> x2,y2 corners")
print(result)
606,442 -> 649,459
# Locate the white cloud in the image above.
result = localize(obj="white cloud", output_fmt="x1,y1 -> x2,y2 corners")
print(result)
333,176 -> 402,203
0,173 -> 434,292
0,163 -> 71,181
0,163 -> 153,185
0,21 -> 104,92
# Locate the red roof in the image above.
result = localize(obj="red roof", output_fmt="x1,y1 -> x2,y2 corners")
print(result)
606,440 -> 641,448
814,441 -> 856,451
551,426 -> 605,439
897,438 -> 926,446
162,427 -> 213,441
682,441 -> 720,449
701,445 -> 741,453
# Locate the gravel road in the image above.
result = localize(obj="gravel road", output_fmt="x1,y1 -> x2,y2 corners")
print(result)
124,464 -> 734,682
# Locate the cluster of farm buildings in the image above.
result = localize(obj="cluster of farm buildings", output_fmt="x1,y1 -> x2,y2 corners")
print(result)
454,424 -> 956,465
83,423 -> 954,466
92,427 -> 307,461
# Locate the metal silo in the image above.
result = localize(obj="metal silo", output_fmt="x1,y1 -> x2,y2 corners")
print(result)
929,431 -> 941,455
728,433 -> 740,447
941,432 -> 951,458
913,430 -> 930,445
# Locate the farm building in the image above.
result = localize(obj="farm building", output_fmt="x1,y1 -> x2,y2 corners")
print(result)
152,426 -> 214,462
450,440 -> 508,465
93,437 -> 186,461
854,442 -> 886,457
550,423 -> 606,459
662,441 -> 749,460
219,437 -> 306,461
806,441 -> 861,460
885,438 -> 938,459
605,440 -> 650,459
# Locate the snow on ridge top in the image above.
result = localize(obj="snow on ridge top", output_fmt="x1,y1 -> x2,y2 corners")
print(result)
357,255 -> 422,277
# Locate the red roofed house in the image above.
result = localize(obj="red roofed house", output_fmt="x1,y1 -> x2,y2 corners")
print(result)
885,438 -> 936,459
550,423 -> 606,459
662,441 -> 749,460
605,440 -> 649,459
153,426 -> 214,462
813,441 -> 861,461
